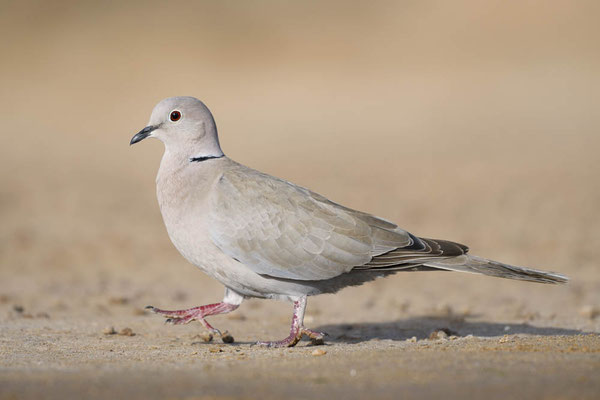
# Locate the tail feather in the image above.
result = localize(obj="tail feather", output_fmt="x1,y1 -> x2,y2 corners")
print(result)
424,255 -> 568,284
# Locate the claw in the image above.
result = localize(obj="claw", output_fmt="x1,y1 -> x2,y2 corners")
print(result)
256,337 -> 300,348
145,305 -> 155,310
304,328 -> 327,344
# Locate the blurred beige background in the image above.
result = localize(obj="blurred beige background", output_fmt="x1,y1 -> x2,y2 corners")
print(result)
1,0 -> 598,308
0,1 -> 599,398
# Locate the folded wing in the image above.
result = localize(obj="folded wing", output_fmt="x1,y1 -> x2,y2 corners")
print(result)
208,165 -> 466,281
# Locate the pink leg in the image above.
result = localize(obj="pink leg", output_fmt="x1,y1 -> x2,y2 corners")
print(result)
146,302 -> 238,335
146,289 -> 244,343
257,296 -> 326,348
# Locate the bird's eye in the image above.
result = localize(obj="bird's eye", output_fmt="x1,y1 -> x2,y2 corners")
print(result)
170,110 -> 182,122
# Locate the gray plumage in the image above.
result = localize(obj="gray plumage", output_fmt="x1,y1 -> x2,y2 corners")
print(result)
131,96 -> 567,346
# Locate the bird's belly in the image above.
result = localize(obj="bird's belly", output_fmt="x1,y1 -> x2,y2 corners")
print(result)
162,217 -> 318,300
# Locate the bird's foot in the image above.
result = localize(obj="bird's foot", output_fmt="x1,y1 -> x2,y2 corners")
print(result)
145,303 -> 238,342
256,327 -> 327,348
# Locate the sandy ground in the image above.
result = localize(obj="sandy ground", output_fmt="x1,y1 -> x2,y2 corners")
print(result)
1,1 -> 600,399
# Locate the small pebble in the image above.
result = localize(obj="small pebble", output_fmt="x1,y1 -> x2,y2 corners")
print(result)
118,327 -> 135,336
428,330 -> 449,340
311,349 -> 327,356
579,305 -> 600,320
407,336 -> 418,343
103,326 -> 117,335
209,347 -> 224,353
221,331 -> 234,344
13,305 -> 24,313
499,335 -> 511,343
349,369 -> 357,377
198,332 -> 214,342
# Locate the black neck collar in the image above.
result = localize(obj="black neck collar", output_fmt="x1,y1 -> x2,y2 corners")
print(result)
189,155 -> 224,163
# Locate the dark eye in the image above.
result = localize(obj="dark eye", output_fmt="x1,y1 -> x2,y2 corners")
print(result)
170,110 -> 181,121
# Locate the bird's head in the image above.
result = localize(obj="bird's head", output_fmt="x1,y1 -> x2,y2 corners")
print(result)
130,96 -> 223,160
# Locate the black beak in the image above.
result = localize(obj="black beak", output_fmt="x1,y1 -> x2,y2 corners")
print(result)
130,125 -> 159,145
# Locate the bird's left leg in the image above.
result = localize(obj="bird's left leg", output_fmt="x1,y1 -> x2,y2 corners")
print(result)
146,288 -> 244,339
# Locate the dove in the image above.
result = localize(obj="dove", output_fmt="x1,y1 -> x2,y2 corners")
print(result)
130,96 -> 567,347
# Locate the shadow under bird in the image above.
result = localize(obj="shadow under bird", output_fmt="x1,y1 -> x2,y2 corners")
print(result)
130,96 -> 568,347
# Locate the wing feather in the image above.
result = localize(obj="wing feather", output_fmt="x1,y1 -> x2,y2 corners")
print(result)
208,164 -> 411,280
208,163 -> 468,281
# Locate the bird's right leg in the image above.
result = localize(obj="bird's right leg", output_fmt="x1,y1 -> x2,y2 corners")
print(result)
146,288 -> 244,339
257,296 -> 327,347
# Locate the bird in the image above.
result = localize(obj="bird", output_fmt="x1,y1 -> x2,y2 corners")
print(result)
130,96 -> 568,347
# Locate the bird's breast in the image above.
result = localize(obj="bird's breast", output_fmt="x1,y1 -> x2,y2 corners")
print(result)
155,159 -> 217,257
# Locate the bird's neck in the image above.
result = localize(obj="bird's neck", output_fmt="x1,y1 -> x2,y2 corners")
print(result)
156,147 -> 227,218
163,135 -> 224,164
